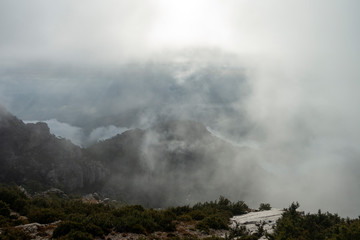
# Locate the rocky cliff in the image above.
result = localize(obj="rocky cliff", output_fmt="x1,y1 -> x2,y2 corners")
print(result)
0,107 -> 264,207
0,106 -> 107,192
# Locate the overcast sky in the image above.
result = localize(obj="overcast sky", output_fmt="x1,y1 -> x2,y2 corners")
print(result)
1,0 -> 360,217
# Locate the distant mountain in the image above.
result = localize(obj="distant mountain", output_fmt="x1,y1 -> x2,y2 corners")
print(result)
0,107 -> 265,207
85,119 -> 263,207
0,106 -> 107,192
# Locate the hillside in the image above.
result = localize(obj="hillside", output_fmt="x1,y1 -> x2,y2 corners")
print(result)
0,106 -> 107,192
0,107 -> 264,207
0,185 -> 359,240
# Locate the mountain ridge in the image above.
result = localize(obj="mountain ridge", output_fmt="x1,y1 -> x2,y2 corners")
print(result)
0,107 -> 264,207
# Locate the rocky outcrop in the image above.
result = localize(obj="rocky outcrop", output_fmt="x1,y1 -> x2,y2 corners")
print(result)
15,220 -> 61,240
230,209 -> 284,236
0,107 -> 107,192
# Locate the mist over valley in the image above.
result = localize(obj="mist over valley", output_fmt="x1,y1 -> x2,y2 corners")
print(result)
1,0 -> 360,222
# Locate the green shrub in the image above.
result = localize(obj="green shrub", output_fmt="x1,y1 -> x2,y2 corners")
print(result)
0,215 -> 9,227
63,200 -> 95,215
182,236 -> 201,240
129,223 -> 146,234
203,236 -> 224,240
30,197 -> 51,208
0,227 -> 31,240
168,205 -> 191,216
66,213 -> 87,223
22,180 -> 47,194
189,210 -> 206,220
53,221 -> 84,238
27,207 -> 63,224
269,202 -> 356,240
259,203 -> 271,211
218,196 -> 231,206
192,197 -> 249,217
84,223 -> 104,237
12,198 -> 29,215
228,223 -> 249,239
112,205 -> 145,217
196,215 -> 229,231
177,214 -> 193,222
0,185 -> 28,210
84,212 -> 115,233
59,230 -> 93,240
230,201 -> 249,215
0,200 -> 10,217
112,207 -> 176,234
335,219 -> 360,240
149,209 -> 176,232
115,214 -> 150,234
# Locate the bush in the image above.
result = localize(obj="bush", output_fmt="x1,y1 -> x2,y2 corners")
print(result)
113,207 -> 176,234
66,213 -> 87,223
189,210 -> 206,220
12,198 -> 29,215
84,223 -> 104,237
335,219 -> 360,240
0,185 -> 28,210
269,202 -> 356,240
230,201 -> 249,215
149,209 -> 176,231
59,230 -> 93,240
196,215 -> 229,232
0,200 -> 10,217
27,207 -> 63,224
114,217 -> 146,234
112,205 -> 145,217
259,203 -> 271,211
192,197 -> 249,217
83,212 -> 115,233
203,236 -> 225,240
30,197 -> 51,208
53,221 -> 84,238
0,227 -> 31,240
168,205 -> 191,216
177,214 -> 193,222
0,215 -> 9,227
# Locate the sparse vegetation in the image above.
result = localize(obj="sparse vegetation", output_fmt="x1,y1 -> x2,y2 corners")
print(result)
0,185 -> 359,240
267,202 -> 360,240
0,185 -> 246,239
0,227 -> 31,240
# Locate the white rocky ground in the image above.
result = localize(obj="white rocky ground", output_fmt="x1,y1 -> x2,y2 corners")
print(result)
230,209 -> 284,237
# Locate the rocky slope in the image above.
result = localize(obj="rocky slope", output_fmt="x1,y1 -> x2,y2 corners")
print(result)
230,209 -> 284,237
0,106 -> 107,192
0,106 -> 265,207
86,119 -> 263,207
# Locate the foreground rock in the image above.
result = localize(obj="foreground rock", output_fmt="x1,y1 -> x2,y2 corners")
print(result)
230,209 -> 284,236
14,221 -> 61,240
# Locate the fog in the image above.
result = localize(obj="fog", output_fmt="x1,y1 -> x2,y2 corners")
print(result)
1,0 -> 360,217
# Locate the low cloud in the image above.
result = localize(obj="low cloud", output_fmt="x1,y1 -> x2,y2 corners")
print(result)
25,119 -> 130,147
89,125 -> 129,143
25,119 -> 84,146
